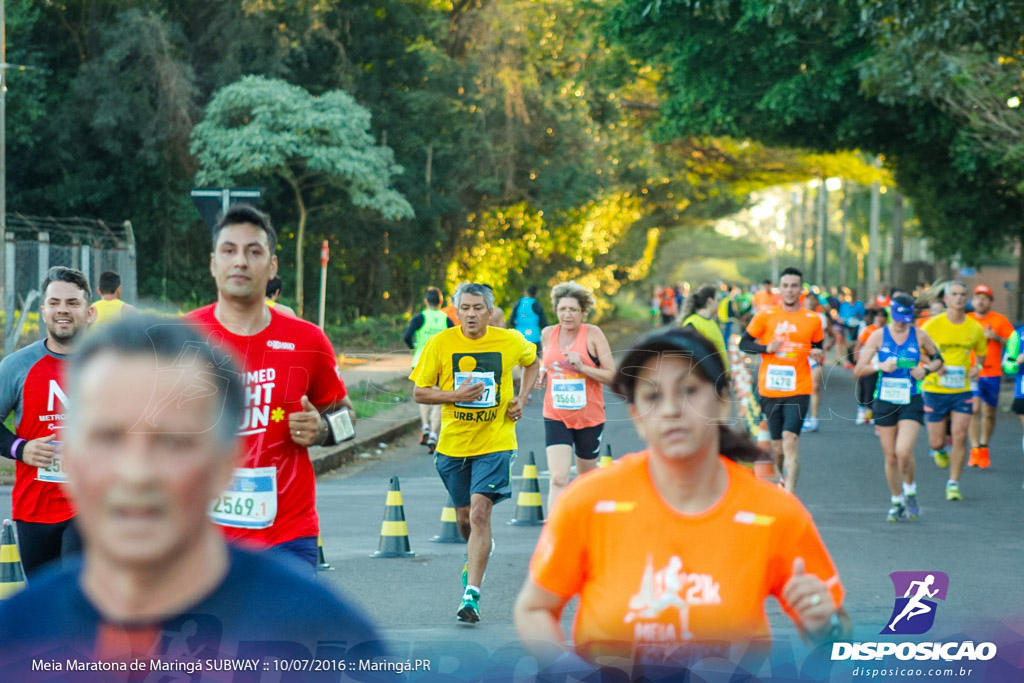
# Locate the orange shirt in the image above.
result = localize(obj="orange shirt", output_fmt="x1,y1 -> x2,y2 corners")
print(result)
857,323 -> 879,346
530,453 -> 844,663
745,307 -> 824,397
542,325 -> 605,429
752,290 -> 776,310
441,305 -> 459,325
968,311 -> 1014,377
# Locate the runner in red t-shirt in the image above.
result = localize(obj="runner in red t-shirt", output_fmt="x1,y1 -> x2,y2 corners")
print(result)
0,267 -> 95,575
967,284 -> 1015,468
186,205 -> 354,573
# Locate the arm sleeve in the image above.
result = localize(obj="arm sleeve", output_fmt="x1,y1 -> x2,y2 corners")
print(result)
812,340 -> 824,350
0,423 -> 25,461
534,301 -> 548,328
403,314 -> 425,349
0,354 -> 26,460
739,331 -> 768,355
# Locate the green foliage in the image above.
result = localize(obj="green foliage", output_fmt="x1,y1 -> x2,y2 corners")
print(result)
325,314 -> 409,351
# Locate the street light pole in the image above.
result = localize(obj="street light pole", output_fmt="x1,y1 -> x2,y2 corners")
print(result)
1,0 -> 7,332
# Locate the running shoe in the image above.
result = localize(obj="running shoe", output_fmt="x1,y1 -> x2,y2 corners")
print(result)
420,426 -> 430,445
931,450 -> 949,469
426,433 -> 438,453
977,446 -> 991,469
945,481 -> 962,501
855,407 -> 867,426
802,417 -> 819,432
905,494 -> 919,519
887,502 -> 908,522
456,589 -> 481,623
968,447 -> 980,467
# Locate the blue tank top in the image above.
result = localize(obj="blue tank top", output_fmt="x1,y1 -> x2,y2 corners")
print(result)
875,325 -> 922,401
1013,325 -> 1024,399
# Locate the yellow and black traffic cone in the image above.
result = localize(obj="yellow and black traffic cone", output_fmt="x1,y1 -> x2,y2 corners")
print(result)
0,519 -> 26,600
317,533 -> 334,571
598,444 -> 613,468
371,476 -> 416,558
509,451 -> 545,526
429,494 -> 465,544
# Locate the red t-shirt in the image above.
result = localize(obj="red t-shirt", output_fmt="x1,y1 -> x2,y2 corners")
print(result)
187,305 -> 348,547
0,341 -> 75,523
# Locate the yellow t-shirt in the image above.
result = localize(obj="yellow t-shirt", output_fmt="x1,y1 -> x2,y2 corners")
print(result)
410,326 -> 537,457
91,298 -> 124,325
682,313 -> 729,373
921,313 -> 986,394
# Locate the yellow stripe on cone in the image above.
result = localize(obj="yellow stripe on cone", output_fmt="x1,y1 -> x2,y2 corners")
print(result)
317,533 -> 334,571
0,520 -> 27,601
429,494 -> 465,544
598,444 -> 613,468
509,451 -> 545,526
371,476 -> 416,558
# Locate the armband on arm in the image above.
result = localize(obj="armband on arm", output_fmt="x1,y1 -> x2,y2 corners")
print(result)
0,422 -> 25,461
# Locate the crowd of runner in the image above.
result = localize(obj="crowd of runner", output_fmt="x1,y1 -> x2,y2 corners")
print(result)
0,203 -> 1020,677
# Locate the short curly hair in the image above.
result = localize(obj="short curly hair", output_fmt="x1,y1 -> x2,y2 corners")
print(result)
550,281 -> 595,315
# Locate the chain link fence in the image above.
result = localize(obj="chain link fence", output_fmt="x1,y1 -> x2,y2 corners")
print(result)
3,215 -> 136,353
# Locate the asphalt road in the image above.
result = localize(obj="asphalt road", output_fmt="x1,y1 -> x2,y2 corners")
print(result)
2,361 -> 1023,679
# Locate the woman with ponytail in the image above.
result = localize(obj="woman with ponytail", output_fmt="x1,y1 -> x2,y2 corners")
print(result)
515,328 -> 850,673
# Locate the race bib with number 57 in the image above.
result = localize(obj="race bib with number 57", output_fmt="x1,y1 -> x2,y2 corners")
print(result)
454,371 -> 497,408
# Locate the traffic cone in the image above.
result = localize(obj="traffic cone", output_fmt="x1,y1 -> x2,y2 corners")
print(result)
598,444 -> 613,468
753,459 -> 782,487
756,418 -> 771,453
509,451 -> 545,526
370,477 -> 416,558
0,520 -> 26,600
429,494 -> 465,543
317,533 -> 334,571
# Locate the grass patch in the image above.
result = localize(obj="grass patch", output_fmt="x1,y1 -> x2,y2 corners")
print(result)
325,315 -> 409,352
349,378 -> 412,420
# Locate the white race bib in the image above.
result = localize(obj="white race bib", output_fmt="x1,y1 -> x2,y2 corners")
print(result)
36,442 -> 67,483
454,371 -> 497,408
210,466 -> 277,529
551,377 -> 587,410
878,377 -> 912,405
939,365 -> 966,390
765,364 -> 797,392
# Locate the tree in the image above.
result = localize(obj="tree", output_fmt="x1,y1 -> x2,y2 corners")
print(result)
191,75 -> 415,316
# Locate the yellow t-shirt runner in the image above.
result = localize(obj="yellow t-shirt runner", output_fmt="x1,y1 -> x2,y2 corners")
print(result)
91,298 -> 125,325
921,313 -> 986,394
410,326 -> 537,456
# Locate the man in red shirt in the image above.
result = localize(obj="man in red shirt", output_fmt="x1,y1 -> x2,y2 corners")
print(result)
967,284 -> 1014,468
187,205 -> 354,573
0,267 -> 95,575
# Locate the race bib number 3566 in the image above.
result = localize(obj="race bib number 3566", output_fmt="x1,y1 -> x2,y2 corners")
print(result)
210,466 -> 277,529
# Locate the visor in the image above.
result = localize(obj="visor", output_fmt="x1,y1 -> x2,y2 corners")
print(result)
890,301 -> 914,323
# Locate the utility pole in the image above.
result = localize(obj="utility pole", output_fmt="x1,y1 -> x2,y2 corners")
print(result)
816,179 -> 828,286
868,180 -> 881,298
890,192 -> 904,291
1,0 -> 8,331
839,181 -> 849,288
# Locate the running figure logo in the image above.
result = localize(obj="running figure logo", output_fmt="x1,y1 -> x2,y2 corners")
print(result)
881,571 -> 949,635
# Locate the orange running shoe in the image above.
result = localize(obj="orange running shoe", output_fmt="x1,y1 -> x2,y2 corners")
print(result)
968,447 -> 981,467
977,446 -> 991,469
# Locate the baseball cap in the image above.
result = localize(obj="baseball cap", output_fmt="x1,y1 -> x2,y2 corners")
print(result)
974,284 -> 994,298
890,295 -> 914,324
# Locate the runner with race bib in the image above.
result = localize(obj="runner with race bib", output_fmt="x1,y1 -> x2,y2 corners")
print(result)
854,294 -> 943,522
740,267 -> 824,493
188,205 -> 355,574
0,267 -> 93,576
536,282 -> 615,510
920,281 -> 986,502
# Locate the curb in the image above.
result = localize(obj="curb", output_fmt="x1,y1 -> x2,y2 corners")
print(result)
310,414 -> 422,476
